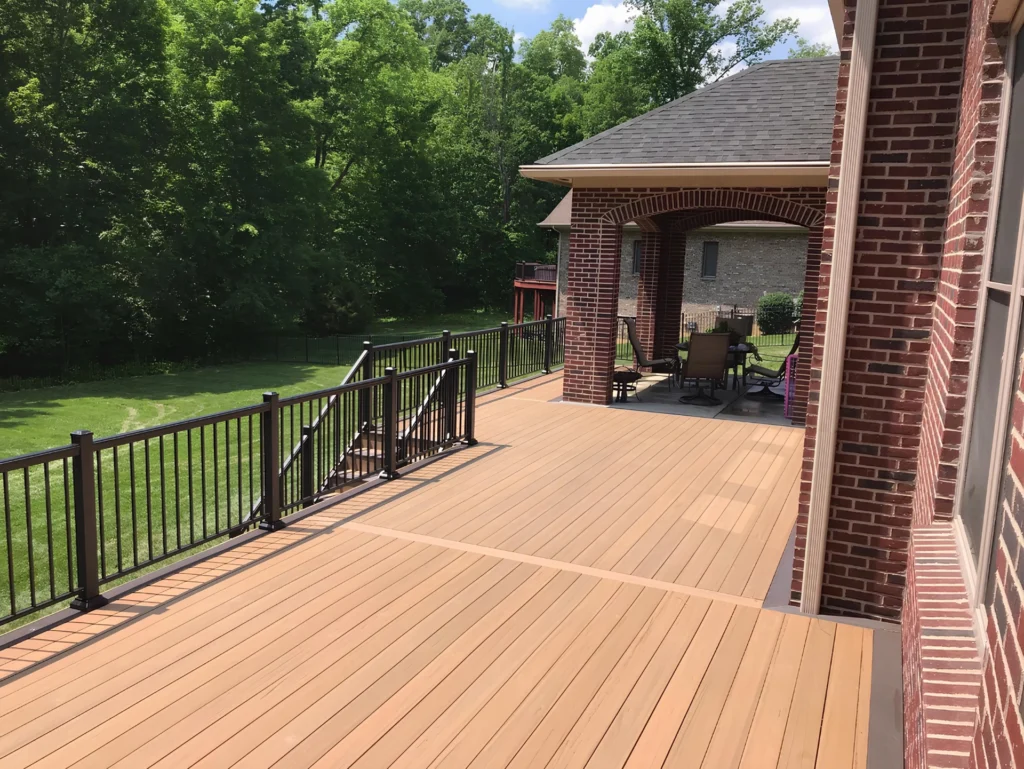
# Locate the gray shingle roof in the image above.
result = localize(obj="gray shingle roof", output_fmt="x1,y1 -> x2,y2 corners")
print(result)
535,56 -> 839,166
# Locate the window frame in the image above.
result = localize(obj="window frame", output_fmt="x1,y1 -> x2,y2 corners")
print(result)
701,241 -> 719,281
953,13 -> 1024,640
631,240 -> 642,275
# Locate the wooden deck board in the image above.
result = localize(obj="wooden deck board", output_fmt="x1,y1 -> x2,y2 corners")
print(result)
0,375 -> 875,769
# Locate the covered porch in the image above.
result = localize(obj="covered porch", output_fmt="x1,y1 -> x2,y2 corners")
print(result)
0,376 -> 899,768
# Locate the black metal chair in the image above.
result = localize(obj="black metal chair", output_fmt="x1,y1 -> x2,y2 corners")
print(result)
622,318 -> 679,392
746,334 -> 801,399
678,333 -> 731,405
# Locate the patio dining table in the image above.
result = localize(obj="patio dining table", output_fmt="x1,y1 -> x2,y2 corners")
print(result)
676,341 -> 754,390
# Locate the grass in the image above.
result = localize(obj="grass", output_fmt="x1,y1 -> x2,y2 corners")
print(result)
0,361 -> 356,459
369,309 -> 510,336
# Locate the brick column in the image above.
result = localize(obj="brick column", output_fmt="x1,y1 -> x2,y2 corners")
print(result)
634,230 -> 663,361
563,196 -> 622,405
790,222 -> 822,427
654,230 -> 686,358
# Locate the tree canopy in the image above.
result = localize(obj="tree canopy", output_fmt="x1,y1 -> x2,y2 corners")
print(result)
0,0 -> 799,375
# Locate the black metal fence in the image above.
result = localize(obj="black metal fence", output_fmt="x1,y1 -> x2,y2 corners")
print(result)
0,356 -> 478,628
0,316 -> 569,629
616,312 -> 797,364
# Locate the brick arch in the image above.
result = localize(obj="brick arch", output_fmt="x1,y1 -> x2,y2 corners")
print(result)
602,190 -> 825,229
663,208 -> 806,233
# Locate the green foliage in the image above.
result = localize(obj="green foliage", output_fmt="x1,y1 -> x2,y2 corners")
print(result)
789,37 -> 835,58
757,293 -> 797,335
0,0 -> 799,377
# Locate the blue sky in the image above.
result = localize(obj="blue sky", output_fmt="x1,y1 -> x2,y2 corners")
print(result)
469,0 -> 837,62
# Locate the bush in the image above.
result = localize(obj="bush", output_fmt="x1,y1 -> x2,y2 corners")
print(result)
794,291 -> 804,323
757,293 -> 797,335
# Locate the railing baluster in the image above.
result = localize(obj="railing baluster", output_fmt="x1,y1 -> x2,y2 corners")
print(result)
3,473 -> 14,615
24,467 -> 36,607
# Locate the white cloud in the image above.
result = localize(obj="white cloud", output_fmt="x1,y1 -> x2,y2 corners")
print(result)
573,2 -> 636,56
495,0 -> 549,11
766,1 -> 837,47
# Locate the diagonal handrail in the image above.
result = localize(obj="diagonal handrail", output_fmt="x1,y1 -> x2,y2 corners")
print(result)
245,347 -> 370,525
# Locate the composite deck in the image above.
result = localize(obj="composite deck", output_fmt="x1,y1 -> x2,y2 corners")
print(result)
0,376 -> 875,768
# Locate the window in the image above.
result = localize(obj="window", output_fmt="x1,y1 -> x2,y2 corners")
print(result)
956,23 -> 1024,607
632,240 -> 642,275
701,241 -> 719,280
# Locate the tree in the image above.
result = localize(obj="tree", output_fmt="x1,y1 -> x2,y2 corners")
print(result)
789,36 -> 835,58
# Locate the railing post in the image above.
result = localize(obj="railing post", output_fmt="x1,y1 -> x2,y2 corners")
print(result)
300,425 -> 314,508
380,367 -> 400,479
465,350 -> 478,446
543,314 -> 553,374
260,392 -> 284,530
498,322 -> 509,388
441,330 -> 451,364
359,341 -> 373,430
445,348 -> 458,443
70,430 -> 106,611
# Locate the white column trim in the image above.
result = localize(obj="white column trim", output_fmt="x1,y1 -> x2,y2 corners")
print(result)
800,0 -> 880,614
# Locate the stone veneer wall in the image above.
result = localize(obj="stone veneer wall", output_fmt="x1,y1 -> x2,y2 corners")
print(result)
555,226 -> 807,318
682,229 -> 808,309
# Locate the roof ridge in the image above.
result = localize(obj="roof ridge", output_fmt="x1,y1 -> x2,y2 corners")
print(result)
537,60 -> 775,165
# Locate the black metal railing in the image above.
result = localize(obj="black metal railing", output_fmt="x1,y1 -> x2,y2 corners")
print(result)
0,356 -> 480,628
515,262 -> 557,283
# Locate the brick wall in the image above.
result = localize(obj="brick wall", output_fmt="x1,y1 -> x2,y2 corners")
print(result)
913,0 -> 1008,528
563,187 -> 826,405
555,228 -> 641,318
791,0 -> 970,621
681,228 -> 809,307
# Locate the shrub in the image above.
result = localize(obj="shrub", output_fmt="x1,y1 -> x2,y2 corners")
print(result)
794,291 -> 804,323
757,293 -> 796,335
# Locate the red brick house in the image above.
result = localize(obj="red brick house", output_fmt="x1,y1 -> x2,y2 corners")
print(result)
521,1 -> 1024,766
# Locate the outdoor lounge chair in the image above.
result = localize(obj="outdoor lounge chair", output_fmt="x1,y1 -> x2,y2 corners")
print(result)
746,334 -> 800,399
678,332 -> 731,405
622,318 -> 679,392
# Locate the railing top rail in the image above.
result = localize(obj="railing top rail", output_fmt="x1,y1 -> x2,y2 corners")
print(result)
395,357 -> 469,381
277,373 -> 390,407
511,319 -> 548,330
339,348 -> 370,386
93,402 -> 270,450
0,444 -> 79,473
451,326 -> 502,340
374,334 -> 446,353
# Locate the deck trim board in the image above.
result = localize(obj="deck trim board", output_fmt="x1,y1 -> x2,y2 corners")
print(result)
341,522 -> 763,608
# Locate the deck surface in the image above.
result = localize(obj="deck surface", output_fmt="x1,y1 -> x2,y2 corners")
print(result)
0,376 -> 872,769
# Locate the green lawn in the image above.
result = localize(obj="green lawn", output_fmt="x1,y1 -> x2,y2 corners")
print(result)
0,362 -> 355,459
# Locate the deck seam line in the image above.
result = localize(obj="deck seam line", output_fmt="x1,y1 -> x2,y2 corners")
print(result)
341,522 -> 763,609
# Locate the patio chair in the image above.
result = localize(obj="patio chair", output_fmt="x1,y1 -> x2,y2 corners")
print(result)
622,318 -> 679,390
746,334 -> 801,399
678,333 -> 731,405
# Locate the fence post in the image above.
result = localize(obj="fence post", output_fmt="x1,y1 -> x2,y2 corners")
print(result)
69,430 -> 106,611
498,322 -> 509,388
465,350 -> 478,446
260,392 -> 284,530
441,330 -> 451,364
444,348 -> 458,443
380,367 -> 400,479
543,314 -> 553,374
359,341 -> 373,430
335,336 -> 340,365
300,425 -> 314,508
305,335 -> 309,363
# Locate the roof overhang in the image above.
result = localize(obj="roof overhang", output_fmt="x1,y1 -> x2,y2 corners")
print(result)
520,162 -> 830,189
828,0 -> 844,46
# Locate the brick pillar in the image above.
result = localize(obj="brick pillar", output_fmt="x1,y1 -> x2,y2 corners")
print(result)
653,230 -> 686,358
791,222 -> 822,427
563,200 -> 621,405
634,230 -> 663,361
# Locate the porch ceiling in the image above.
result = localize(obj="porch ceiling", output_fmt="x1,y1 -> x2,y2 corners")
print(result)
0,376 -> 881,769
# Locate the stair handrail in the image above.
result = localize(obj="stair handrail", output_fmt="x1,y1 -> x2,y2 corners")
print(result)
245,345 -> 372,525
